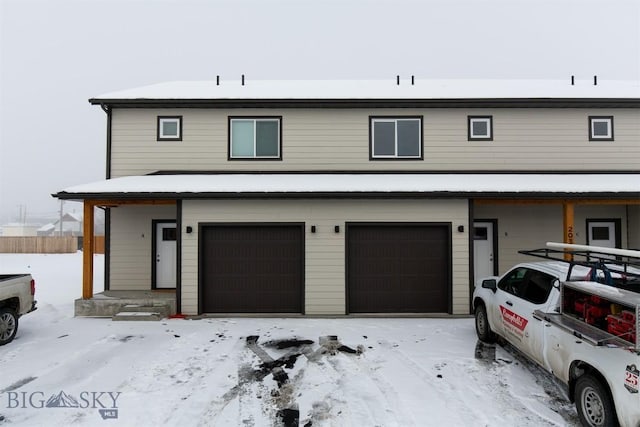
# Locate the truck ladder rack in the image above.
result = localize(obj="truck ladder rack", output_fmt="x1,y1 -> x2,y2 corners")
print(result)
519,244 -> 640,291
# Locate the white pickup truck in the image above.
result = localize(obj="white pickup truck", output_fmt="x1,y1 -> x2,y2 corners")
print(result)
473,243 -> 640,427
0,274 -> 37,345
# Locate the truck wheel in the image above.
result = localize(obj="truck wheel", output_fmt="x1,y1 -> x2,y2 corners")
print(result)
0,307 -> 18,346
474,303 -> 496,343
575,375 -> 618,427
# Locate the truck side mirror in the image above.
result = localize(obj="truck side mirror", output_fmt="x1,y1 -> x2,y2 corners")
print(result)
482,279 -> 497,292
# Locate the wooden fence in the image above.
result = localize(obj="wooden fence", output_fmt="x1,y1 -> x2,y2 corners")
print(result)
0,236 -> 105,254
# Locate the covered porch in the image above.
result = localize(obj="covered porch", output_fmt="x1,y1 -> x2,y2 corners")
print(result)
54,172 -> 640,317
79,198 -> 179,318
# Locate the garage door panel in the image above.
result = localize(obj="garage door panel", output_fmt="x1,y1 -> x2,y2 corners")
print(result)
348,224 -> 450,313
200,225 -> 303,313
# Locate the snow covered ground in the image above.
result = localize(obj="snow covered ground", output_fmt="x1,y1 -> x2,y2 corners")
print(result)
0,253 -> 580,426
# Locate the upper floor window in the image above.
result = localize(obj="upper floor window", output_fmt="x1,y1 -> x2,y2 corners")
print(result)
229,117 -> 281,159
589,116 -> 614,141
370,117 -> 422,159
468,116 -> 493,141
157,116 -> 182,141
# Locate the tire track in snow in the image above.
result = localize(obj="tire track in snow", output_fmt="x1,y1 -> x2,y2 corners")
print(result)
1,333 -> 151,427
375,339 -> 567,426
323,352 -> 416,426
371,339 -> 484,426
497,343 -> 580,426
160,333 -> 251,426
197,338 -> 277,426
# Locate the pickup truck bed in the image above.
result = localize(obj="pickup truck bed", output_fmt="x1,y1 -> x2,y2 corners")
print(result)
534,311 -> 633,348
0,273 -> 36,345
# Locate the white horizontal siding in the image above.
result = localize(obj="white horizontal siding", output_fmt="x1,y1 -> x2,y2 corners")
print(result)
181,199 -> 469,316
109,206 -> 176,291
474,204 -> 630,275
110,108 -> 640,177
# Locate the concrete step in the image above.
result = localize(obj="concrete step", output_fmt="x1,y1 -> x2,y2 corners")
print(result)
112,311 -> 164,321
119,304 -> 170,315
112,304 -> 171,321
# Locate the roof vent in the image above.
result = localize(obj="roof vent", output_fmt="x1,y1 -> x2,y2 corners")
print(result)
216,75 -> 220,86
396,75 -> 400,85
242,74 -> 245,86
593,75 -> 598,86
571,75 -> 574,86
411,75 -> 415,85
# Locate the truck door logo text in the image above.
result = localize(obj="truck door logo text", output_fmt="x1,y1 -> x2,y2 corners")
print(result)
500,305 -> 529,342
500,306 -> 529,331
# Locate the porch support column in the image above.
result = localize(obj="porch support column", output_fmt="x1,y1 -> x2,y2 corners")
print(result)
83,201 -> 95,299
562,201 -> 575,261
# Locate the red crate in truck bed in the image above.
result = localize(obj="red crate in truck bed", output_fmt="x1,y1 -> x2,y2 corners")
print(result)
607,310 -> 637,344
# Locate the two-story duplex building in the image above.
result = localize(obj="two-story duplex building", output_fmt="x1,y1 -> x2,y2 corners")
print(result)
55,78 -> 640,317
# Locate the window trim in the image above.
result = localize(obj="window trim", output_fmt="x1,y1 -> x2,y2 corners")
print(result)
228,116 -> 283,160
468,116 -> 493,141
157,116 -> 182,141
369,116 -> 424,160
589,116 -> 614,141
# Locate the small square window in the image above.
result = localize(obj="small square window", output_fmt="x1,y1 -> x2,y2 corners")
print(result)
157,116 -> 182,141
468,116 -> 493,141
229,117 -> 282,159
589,116 -> 613,141
591,226 -> 610,240
473,226 -> 488,241
370,117 -> 423,159
162,227 -> 177,241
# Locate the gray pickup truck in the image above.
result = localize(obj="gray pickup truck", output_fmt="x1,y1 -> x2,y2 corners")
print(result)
0,274 -> 37,345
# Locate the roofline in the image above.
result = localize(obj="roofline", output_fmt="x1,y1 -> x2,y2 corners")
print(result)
53,191 -> 640,201
146,169 -> 640,176
88,98 -> 640,109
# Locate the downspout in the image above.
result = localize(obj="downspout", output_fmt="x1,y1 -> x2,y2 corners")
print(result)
101,104 -> 112,180
101,104 -> 112,291
175,200 -> 183,316
625,204 -> 629,248
468,199 -> 474,314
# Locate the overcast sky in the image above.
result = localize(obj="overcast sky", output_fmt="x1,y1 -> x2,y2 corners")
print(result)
1,0 -> 639,223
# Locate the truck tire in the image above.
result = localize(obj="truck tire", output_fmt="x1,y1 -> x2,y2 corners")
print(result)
575,374 -> 618,427
0,307 -> 18,346
474,303 -> 496,343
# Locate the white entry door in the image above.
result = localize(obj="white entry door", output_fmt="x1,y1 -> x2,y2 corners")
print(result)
588,221 -> 616,248
155,222 -> 176,289
473,221 -> 495,284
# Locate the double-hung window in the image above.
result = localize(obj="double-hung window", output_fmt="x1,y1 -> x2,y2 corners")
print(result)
157,116 -> 182,141
589,116 -> 614,141
229,117 -> 281,159
370,117 -> 422,159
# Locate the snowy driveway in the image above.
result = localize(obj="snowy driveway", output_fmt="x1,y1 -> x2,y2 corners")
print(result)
1,315 -> 581,426
0,253 -> 579,426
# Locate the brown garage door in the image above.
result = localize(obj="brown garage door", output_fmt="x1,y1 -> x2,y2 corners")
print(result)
347,224 -> 450,313
200,224 -> 303,313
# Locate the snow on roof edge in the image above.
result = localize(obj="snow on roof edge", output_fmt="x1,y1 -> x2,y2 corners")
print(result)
55,173 -> 640,196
